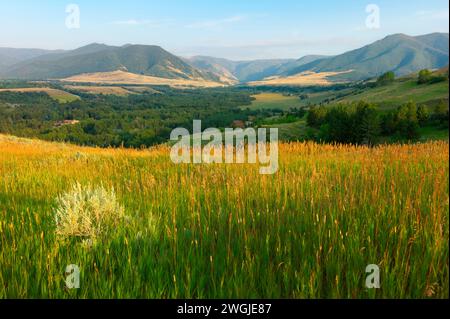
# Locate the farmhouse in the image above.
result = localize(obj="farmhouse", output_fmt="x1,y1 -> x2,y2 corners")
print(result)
54,120 -> 80,127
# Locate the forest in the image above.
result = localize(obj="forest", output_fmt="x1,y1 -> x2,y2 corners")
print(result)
0,87 -> 255,147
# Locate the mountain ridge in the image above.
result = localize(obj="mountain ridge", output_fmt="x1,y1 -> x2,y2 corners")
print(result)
1,32 -> 448,84
0,44 -> 220,82
0,47 -> 63,71
283,33 -> 449,81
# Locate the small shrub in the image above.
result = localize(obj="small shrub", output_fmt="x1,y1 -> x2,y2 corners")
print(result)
377,71 -> 395,86
418,69 -> 432,84
55,182 -> 125,241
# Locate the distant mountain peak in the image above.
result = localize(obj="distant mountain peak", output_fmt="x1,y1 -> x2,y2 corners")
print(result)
384,33 -> 410,39
78,42 -> 112,49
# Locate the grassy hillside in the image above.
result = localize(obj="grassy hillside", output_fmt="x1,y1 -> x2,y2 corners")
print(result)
184,56 -> 239,84
0,87 -> 79,103
276,73 -> 449,109
265,119 -> 309,141
288,33 -> 449,81
61,70 -> 225,88
248,70 -> 351,86
0,134 -> 448,298
419,125 -> 450,141
335,78 -> 449,108
63,85 -> 135,96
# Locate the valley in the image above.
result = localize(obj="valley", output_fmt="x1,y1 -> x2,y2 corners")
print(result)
0,65 -> 448,146
0,22 -> 448,301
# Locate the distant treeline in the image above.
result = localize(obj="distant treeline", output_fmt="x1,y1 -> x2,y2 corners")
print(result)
306,100 -> 449,145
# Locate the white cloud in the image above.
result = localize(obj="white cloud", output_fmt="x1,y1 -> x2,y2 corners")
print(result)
113,19 -> 143,25
112,19 -> 174,27
414,10 -> 449,20
186,15 -> 246,29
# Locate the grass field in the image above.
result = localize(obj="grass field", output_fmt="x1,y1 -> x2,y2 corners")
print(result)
247,70 -> 351,86
245,93 -> 305,110
63,85 -> 135,96
279,78 -> 449,109
265,119 -> 309,141
0,88 -> 80,103
419,125 -> 450,141
0,134 -> 448,298
246,79 -> 449,112
61,70 -> 226,88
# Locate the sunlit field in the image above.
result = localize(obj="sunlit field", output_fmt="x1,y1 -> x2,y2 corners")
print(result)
0,88 -> 80,103
244,93 -> 305,110
0,134 -> 448,298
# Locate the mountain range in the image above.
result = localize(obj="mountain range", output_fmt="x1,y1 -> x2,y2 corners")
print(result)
0,32 -> 448,85
185,55 -> 329,83
0,43 -> 221,82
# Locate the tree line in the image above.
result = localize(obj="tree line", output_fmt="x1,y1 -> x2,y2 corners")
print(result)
307,100 -> 449,145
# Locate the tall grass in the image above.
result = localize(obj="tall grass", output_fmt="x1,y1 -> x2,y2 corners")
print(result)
0,135 -> 448,298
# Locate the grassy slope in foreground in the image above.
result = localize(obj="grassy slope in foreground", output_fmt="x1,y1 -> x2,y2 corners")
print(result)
0,134 -> 448,298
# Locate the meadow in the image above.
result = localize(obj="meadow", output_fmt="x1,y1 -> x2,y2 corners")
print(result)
289,76 -> 449,109
63,85 -> 135,96
265,120 -> 309,142
336,79 -> 449,108
247,71 -> 349,87
0,134 -> 448,299
61,70 -> 227,88
0,88 -> 80,103
244,93 -> 305,110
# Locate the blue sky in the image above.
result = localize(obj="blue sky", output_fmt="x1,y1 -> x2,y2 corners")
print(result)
0,0 -> 448,60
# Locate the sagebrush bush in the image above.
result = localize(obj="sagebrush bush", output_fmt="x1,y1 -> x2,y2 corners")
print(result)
54,182 -> 125,241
